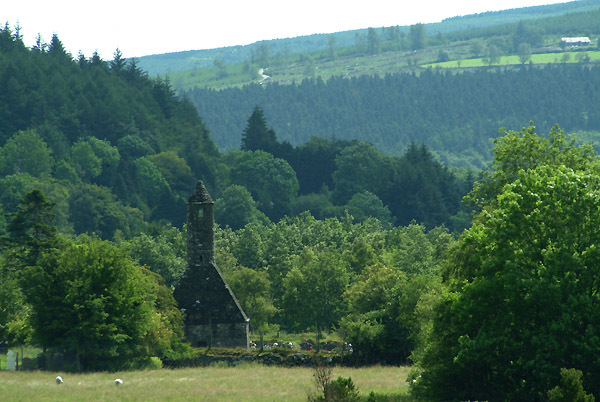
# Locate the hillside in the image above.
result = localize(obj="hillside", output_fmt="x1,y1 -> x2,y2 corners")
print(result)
0,28 -> 221,238
136,0 -> 600,76
184,64 -> 600,169
0,24 -> 472,237
152,1 -> 600,170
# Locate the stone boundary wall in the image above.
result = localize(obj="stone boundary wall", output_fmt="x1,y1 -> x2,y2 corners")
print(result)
163,352 -> 348,368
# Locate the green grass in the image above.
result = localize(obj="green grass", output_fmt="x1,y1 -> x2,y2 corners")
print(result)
170,43 -> 600,91
0,364 -> 412,401
170,45 -> 443,91
423,50 -> 600,68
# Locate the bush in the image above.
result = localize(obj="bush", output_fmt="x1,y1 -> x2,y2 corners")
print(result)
324,377 -> 360,401
145,357 -> 163,370
309,359 -> 360,401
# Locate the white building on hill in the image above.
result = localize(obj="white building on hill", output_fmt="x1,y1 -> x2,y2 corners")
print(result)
561,37 -> 591,46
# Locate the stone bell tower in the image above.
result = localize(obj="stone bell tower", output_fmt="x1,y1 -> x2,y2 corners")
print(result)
174,181 -> 249,348
187,180 -> 215,268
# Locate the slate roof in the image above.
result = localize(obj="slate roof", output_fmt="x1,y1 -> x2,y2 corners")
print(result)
188,181 -> 214,203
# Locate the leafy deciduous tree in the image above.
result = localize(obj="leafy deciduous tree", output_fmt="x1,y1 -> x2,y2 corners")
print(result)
126,225 -> 186,288
0,130 -> 54,177
21,236 -> 183,371
225,266 -> 276,350
281,248 -> 349,334
409,23 -> 427,50
146,151 -> 195,195
70,139 -> 102,181
230,151 -> 299,221
214,184 -> 270,230
415,128 -> 600,400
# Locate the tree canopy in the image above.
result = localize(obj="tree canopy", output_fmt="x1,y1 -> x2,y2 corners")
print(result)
22,236 -> 183,371
413,126 -> 600,400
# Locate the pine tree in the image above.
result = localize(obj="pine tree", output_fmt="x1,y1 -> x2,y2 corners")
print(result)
2,189 -> 58,271
240,105 -> 277,153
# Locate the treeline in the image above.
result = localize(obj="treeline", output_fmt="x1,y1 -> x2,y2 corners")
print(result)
0,24 -> 469,240
0,183 -> 452,370
185,64 -> 600,169
445,6 -> 600,43
231,106 -> 469,230
335,6 -> 600,58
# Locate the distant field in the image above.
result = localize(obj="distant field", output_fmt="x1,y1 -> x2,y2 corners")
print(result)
0,364 -> 412,401
423,50 -> 600,68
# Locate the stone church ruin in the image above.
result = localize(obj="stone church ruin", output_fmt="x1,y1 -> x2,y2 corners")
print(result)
174,181 -> 249,348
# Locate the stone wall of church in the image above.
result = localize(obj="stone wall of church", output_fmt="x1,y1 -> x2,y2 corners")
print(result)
185,322 -> 250,348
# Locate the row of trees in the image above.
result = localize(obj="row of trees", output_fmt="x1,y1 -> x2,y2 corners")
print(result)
135,1 -> 598,76
0,186 -> 454,369
229,105 -> 470,230
353,4 -> 600,57
0,118 -> 469,238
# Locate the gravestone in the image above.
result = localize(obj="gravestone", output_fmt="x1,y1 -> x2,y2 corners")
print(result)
6,350 -> 16,371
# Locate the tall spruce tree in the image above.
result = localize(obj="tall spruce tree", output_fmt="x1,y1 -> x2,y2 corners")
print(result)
240,105 -> 277,153
2,189 -> 57,270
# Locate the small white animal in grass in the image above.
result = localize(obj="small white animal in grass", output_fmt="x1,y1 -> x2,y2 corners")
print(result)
115,378 -> 123,386
56,376 -> 64,384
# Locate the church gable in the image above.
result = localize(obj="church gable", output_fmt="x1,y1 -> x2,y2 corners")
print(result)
175,261 -> 248,325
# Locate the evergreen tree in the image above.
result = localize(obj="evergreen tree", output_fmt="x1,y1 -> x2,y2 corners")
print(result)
47,34 -> 70,60
2,189 -> 57,270
240,105 -> 278,153
110,48 -> 126,73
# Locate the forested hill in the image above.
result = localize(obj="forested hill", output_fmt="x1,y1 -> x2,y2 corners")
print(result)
184,64 -> 600,168
0,27 -> 221,237
0,25 -> 471,237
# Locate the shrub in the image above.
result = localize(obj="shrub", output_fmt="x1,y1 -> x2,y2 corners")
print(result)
309,359 -> 360,401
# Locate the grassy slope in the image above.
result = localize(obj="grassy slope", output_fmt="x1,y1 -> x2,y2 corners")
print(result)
136,0 -> 599,76
424,50 -> 600,68
0,365 -> 412,401
171,39 -> 600,91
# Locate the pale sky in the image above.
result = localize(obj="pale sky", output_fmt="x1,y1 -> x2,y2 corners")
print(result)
2,0 -> 569,59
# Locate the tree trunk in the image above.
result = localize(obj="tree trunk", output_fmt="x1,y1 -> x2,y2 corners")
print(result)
259,331 -> 264,352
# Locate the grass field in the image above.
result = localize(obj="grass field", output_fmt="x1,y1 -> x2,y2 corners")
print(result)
0,364 -> 412,401
423,50 -> 600,68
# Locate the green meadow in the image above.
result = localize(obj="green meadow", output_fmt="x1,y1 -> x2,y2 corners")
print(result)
423,50 -> 600,68
0,364 -> 412,401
